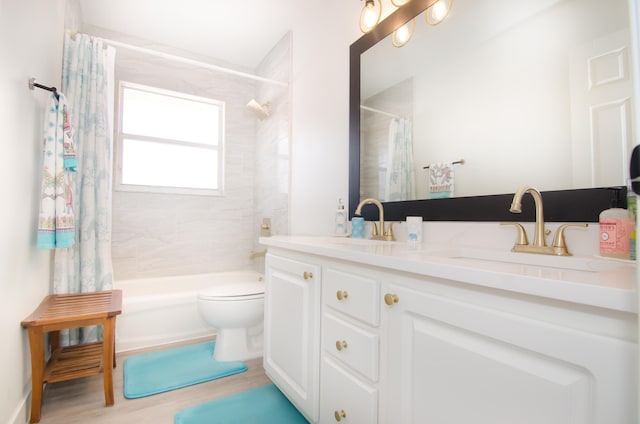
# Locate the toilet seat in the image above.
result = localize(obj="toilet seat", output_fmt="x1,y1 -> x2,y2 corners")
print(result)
198,282 -> 264,301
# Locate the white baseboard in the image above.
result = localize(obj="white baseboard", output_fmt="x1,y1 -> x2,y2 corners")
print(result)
6,392 -> 29,424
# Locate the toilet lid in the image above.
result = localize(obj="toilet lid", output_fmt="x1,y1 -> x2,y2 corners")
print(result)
198,282 -> 264,300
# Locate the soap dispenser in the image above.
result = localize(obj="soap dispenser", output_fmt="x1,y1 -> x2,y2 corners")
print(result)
599,196 -> 633,259
334,198 -> 347,235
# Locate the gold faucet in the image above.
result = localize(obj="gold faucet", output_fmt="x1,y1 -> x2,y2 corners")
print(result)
355,198 -> 395,241
505,186 -> 586,256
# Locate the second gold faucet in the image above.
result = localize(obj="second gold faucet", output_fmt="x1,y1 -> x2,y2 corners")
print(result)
506,186 -> 586,256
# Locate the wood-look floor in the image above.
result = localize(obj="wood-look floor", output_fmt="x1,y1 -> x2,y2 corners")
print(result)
37,338 -> 272,424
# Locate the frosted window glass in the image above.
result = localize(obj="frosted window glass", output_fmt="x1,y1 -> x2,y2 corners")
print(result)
122,139 -> 218,190
117,82 -> 224,195
122,87 -> 220,146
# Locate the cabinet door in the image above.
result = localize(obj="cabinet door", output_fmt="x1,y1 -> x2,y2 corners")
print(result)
264,253 -> 321,422
383,284 -> 637,424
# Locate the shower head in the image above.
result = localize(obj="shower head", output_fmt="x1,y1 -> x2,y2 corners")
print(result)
246,99 -> 270,120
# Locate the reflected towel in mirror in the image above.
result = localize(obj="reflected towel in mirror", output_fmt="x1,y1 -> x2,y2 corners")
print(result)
428,162 -> 454,199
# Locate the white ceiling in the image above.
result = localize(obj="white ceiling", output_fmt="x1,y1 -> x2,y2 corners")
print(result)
79,0 -> 295,69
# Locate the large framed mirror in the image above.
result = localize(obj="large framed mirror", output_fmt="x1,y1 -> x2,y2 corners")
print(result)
349,0 -> 633,222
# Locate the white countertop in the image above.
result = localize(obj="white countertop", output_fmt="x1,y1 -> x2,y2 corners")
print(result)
260,235 -> 638,313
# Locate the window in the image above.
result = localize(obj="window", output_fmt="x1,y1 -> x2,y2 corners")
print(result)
116,82 -> 224,195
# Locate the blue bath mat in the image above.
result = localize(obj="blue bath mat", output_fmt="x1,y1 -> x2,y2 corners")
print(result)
123,341 -> 247,399
174,384 -> 308,424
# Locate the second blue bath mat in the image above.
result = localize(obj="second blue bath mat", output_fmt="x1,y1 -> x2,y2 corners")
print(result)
174,384 -> 308,424
123,341 -> 247,398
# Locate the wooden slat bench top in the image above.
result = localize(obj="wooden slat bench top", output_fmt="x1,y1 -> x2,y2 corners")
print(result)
21,290 -> 122,327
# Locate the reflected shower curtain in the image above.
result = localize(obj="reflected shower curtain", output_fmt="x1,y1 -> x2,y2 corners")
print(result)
53,33 -> 116,344
385,118 -> 415,201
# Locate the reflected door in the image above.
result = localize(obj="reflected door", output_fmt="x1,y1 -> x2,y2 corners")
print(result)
570,29 -> 634,188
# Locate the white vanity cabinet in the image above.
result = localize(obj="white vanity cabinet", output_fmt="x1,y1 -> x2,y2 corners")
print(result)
261,239 -> 637,424
382,279 -> 638,424
263,251 -> 321,422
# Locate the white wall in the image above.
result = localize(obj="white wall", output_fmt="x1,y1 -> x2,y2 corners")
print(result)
288,1 -> 403,235
290,1 -> 357,235
0,1 -> 65,423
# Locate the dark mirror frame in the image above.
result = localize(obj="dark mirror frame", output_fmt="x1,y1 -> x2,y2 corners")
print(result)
349,0 -> 626,223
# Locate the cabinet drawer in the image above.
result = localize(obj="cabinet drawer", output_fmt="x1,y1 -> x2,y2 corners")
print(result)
321,356 -> 378,424
323,267 -> 380,326
323,312 -> 379,381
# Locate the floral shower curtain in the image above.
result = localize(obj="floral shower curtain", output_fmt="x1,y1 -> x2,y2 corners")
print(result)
385,118 -> 415,201
53,33 -> 116,344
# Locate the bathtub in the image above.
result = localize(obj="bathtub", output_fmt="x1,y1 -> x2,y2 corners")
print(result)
113,271 -> 263,352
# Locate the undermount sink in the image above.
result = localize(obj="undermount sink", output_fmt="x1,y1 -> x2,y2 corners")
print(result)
435,247 -> 631,273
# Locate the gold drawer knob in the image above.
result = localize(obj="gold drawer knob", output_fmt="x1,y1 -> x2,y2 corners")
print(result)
303,271 -> 314,280
334,409 -> 347,421
384,293 -> 399,306
336,290 -> 349,300
335,340 -> 348,351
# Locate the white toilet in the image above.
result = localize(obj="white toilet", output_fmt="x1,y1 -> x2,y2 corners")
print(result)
197,281 -> 265,362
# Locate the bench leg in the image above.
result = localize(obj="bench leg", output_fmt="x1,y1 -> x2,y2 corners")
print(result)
102,318 -> 116,406
27,328 -> 45,423
49,330 -> 60,355
113,321 -> 117,368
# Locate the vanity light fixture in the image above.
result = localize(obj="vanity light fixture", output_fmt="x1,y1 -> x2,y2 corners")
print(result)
360,0 -> 381,33
392,19 -> 416,47
426,0 -> 454,25
389,0 -> 452,48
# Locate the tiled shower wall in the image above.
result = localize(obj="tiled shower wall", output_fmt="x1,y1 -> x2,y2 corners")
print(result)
253,34 -> 291,251
110,33 -> 290,280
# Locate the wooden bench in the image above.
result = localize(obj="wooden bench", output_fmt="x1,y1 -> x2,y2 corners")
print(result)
21,290 -> 122,423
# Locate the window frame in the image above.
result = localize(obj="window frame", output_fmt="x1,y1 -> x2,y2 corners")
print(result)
115,81 -> 225,196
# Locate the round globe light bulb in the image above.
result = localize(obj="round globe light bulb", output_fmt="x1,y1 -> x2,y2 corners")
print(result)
363,7 -> 378,28
432,1 -> 447,21
426,0 -> 453,26
360,0 -> 381,33
396,25 -> 410,43
392,19 -> 415,47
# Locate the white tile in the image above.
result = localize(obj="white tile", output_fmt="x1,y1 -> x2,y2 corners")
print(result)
111,33 -> 291,280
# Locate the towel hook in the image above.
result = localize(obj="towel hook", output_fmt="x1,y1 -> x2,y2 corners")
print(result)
29,78 -> 59,100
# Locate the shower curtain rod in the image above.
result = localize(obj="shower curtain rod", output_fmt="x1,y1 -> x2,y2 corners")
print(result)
360,105 -> 402,119
101,37 -> 289,88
